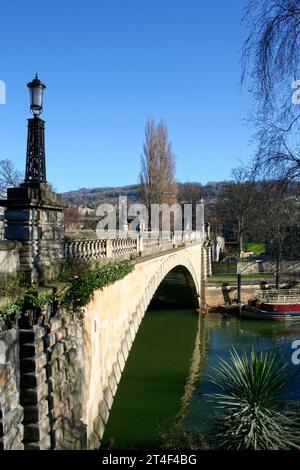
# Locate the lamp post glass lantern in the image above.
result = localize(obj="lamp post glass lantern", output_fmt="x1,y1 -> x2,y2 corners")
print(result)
27,74 -> 46,115
25,74 -> 47,184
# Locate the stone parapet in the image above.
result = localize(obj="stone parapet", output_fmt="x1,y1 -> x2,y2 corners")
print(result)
64,231 -> 204,264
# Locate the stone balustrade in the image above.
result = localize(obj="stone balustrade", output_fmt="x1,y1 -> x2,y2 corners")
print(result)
111,237 -> 138,256
0,230 -> 204,276
64,231 -> 204,262
65,239 -> 107,261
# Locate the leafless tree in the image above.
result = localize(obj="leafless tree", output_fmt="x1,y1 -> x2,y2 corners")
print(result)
64,205 -> 81,230
243,1 -> 300,112
257,182 -> 297,287
178,182 -> 203,203
139,116 -> 178,208
242,1 -> 300,182
215,166 -> 256,257
0,159 -> 23,198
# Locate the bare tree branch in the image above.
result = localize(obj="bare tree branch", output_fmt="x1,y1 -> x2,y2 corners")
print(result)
242,1 -> 300,183
0,159 -> 23,198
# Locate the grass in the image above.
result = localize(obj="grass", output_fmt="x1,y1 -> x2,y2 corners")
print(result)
244,243 -> 265,256
210,273 -> 274,279
208,273 -> 277,286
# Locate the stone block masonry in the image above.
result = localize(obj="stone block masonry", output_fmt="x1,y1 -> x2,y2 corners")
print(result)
0,328 -> 24,450
0,241 -> 21,275
0,302 -> 87,450
2,183 -> 66,283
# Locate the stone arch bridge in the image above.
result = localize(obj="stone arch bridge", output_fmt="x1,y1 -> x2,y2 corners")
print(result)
0,236 -> 209,450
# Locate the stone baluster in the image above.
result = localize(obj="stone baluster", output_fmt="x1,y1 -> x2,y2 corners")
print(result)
97,240 -> 101,258
88,241 -> 93,260
106,239 -> 112,258
101,240 -> 106,257
93,240 -> 97,259
100,240 -> 104,257
82,241 -> 87,260
139,235 -> 144,254
70,242 -> 75,257
77,241 -> 81,258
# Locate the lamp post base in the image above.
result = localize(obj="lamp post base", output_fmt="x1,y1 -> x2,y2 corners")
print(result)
1,182 -> 66,283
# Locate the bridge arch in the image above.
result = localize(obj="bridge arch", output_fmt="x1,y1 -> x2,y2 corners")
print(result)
82,245 -> 203,449
149,264 -> 199,310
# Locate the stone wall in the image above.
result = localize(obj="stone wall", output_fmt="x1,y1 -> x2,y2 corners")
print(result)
0,305 -> 87,450
20,309 -> 86,450
206,285 -> 258,308
0,217 -> 4,241
0,241 -> 21,275
237,260 -> 300,275
0,327 -> 24,450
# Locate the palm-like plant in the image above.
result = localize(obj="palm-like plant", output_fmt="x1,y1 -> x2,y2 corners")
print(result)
208,348 -> 300,450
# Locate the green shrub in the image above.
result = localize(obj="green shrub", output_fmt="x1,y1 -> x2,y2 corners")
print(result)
59,257 -> 93,280
208,348 -> 300,450
0,273 -> 27,299
0,289 -> 55,332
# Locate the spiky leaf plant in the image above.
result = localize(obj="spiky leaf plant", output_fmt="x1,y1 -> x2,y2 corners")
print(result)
208,348 -> 300,450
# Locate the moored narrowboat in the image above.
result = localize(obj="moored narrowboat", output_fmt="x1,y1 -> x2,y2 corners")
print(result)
241,289 -> 300,320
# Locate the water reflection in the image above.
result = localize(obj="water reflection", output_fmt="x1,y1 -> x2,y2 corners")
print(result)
187,313 -> 300,435
101,310 -> 300,448
101,309 -> 199,449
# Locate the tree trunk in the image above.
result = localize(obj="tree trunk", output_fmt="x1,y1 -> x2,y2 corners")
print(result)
275,246 -> 281,290
238,228 -> 243,259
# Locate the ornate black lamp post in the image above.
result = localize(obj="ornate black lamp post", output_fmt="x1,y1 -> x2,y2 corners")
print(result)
0,75 -> 66,283
25,74 -> 47,184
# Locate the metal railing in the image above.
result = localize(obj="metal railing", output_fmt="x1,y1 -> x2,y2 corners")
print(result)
255,289 -> 300,304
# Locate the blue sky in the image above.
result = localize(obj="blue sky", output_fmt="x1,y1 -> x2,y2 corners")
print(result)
0,0 -> 253,193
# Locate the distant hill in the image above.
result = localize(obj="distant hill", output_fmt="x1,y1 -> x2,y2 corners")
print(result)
202,181 -> 228,200
60,181 -> 228,206
61,184 -> 141,206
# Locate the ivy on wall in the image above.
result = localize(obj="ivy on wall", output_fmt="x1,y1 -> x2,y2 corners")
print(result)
0,260 -> 135,331
61,260 -> 134,316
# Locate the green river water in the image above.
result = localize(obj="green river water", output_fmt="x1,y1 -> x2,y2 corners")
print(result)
101,310 -> 300,449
